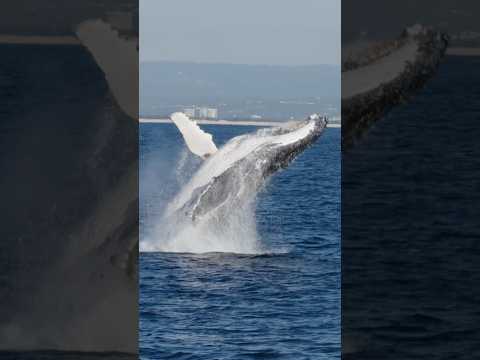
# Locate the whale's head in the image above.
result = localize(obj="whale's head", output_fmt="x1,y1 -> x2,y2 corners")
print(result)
260,116 -> 328,175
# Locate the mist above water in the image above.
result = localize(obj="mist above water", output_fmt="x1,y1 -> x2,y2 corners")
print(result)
141,133 -> 266,254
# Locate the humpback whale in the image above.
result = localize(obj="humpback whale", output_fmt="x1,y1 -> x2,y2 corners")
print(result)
168,113 -> 327,224
141,112 -> 327,253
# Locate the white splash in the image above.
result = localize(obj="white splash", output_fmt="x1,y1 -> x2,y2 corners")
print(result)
141,117 -> 324,254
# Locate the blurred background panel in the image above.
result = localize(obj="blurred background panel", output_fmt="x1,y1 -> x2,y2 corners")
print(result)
343,0 -> 480,42
0,1 -> 138,357
342,1 -> 480,359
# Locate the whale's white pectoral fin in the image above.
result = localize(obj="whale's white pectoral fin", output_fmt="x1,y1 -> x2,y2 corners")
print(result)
170,112 -> 218,159
75,20 -> 138,120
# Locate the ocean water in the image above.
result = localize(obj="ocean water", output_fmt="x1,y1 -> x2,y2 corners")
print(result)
343,55 -> 480,359
140,124 -> 340,359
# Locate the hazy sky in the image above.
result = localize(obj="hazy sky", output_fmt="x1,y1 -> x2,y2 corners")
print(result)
140,0 -> 340,65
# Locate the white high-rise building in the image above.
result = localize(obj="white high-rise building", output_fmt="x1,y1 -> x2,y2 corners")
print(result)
207,108 -> 218,119
198,107 -> 209,119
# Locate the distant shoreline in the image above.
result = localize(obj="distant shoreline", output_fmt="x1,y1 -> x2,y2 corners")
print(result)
0,34 -> 79,45
139,118 -> 341,128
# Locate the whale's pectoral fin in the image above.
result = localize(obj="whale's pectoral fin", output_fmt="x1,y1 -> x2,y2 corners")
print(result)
170,112 -> 218,159
76,19 -> 138,120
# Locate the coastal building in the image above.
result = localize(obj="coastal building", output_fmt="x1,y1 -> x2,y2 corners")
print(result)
198,107 -> 209,119
183,106 -> 218,119
207,108 -> 218,119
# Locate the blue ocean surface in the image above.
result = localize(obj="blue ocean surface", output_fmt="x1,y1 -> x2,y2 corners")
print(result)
342,55 -> 480,359
140,124 -> 340,359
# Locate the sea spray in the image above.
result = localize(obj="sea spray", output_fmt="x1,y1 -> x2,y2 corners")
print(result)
141,146 -> 264,254
141,117 -> 326,254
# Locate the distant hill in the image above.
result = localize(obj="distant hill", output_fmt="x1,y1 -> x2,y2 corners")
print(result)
140,61 -> 340,110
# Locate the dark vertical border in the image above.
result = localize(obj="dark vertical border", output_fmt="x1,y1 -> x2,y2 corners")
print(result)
0,1 -> 139,356
342,1 -> 480,358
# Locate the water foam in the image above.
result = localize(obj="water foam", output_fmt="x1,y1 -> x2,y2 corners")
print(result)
141,120 -> 322,254
140,141 -> 264,254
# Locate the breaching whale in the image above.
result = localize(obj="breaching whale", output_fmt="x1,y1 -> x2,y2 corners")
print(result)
168,113 -> 327,224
